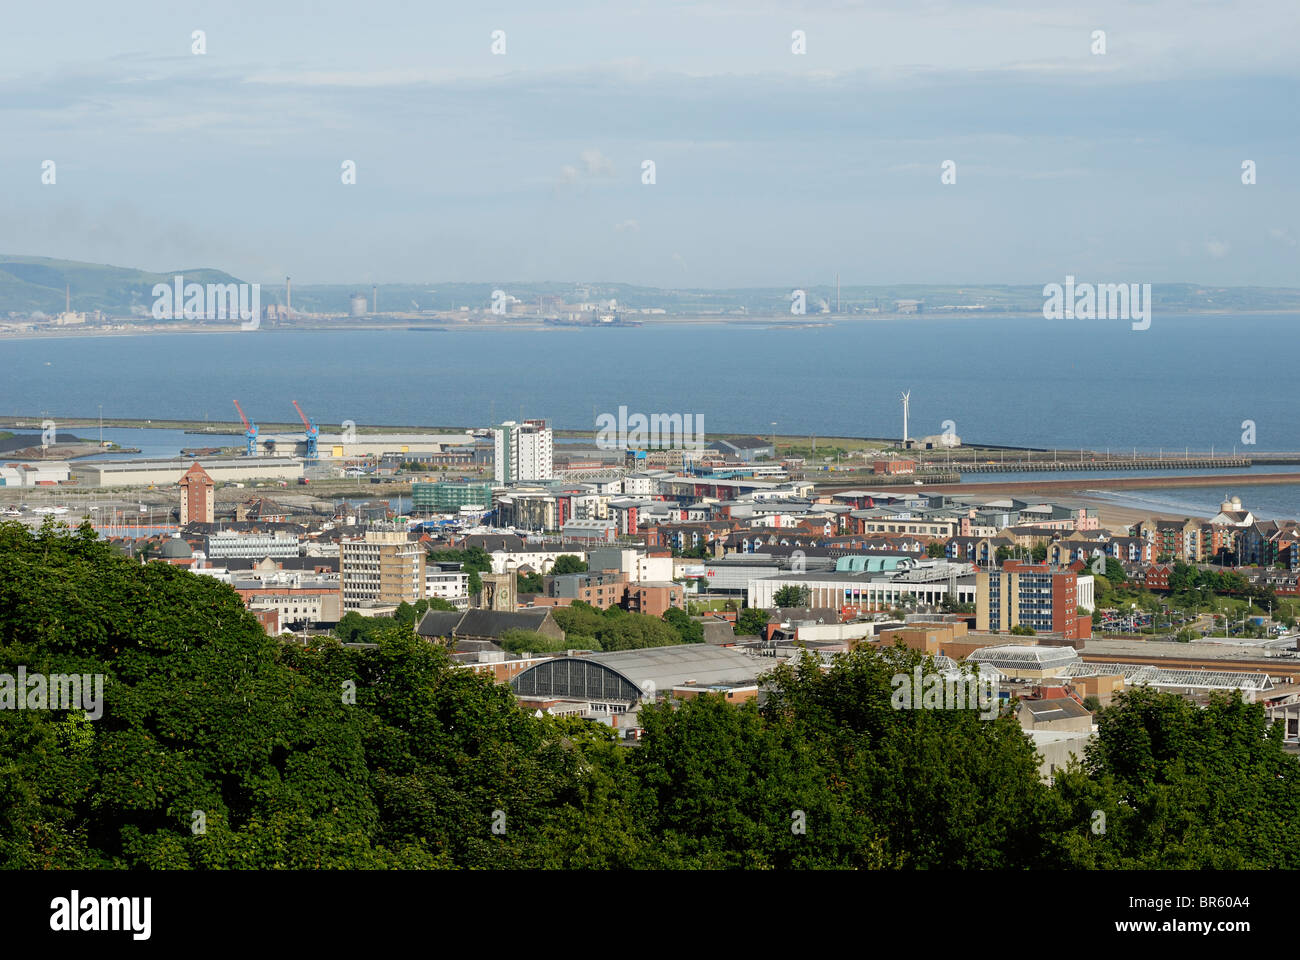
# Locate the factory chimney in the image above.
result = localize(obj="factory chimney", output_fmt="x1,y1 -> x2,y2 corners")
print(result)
372,284 -> 378,314
65,283 -> 70,313
286,276 -> 292,312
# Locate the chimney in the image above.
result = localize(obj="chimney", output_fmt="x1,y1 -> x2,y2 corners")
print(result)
372,284 -> 378,314
286,276 -> 292,312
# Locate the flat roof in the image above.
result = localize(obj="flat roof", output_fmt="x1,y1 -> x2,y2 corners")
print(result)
1080,637 -> 1297,664
74,457 -> 300,472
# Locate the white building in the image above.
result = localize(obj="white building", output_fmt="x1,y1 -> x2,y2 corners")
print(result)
488,544 -> 588,575
204,530 -> 302,559
493,419 -> 553,483
425,564 -> 471,608
72,457 -> 302,488
0,461 -> 72,486
622,474 -> 659,496
1075,574 -> 1095,613
747,570 -> 977,611
584,546 -> 674,582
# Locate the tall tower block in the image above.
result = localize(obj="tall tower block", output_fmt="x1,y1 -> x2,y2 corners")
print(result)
179,461 -> 216,525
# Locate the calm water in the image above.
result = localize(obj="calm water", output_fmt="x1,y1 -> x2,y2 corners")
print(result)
1078,485 -> 1300,522
3,314 -> 1299,515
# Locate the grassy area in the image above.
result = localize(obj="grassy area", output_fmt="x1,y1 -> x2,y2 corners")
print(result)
686,597 -> 738,614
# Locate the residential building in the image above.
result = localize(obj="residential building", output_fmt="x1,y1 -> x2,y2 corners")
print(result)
411,479 -> 494,513
493,419 -> 553,483
425,564 -> 471,607
976,560 -> 1090,640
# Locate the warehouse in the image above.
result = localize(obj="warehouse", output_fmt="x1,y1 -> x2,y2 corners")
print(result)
0,461 -> 72,486
254,432 -> 475,459
72,457 -> 303,488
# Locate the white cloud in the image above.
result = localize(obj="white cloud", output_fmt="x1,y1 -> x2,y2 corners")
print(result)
1268,227 -> 1297,248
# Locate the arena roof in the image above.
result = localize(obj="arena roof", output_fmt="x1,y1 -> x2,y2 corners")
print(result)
509,645 -> 762,703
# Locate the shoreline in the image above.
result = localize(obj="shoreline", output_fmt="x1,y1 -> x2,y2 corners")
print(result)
6,308 -> 1300,343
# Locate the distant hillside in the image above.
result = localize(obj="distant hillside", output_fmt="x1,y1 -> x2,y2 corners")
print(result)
275,280 -> 1300,316
0,255 -> 244,315
3,256 -> 1300,316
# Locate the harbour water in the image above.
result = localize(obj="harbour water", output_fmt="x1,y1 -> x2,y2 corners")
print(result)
5,314 -> 1300,518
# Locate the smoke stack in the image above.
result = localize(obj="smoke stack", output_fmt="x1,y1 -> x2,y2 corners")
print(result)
286,276 -> 292,312
372,284 -> 378,314
65,283 -> 70,313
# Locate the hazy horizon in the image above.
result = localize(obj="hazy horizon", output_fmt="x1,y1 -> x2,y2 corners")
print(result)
2,0 -> 1296,288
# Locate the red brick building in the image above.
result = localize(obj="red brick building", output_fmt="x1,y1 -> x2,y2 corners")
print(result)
179,461 -> 215,525
873,459 -> 918,475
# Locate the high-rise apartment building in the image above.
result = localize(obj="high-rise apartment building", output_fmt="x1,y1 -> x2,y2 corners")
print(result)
493,419 -> 553,484
976,560 -> 1089,640
340,524 -> 426,610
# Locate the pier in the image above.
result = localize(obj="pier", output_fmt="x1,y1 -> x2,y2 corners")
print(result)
949,456 -> 1250,473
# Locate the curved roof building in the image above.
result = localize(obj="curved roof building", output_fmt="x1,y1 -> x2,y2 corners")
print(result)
511,645 -> 761,704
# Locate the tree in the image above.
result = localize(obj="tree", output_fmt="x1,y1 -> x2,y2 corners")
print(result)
550,603 -> 688,652
661,607 -> 704,644
335,610 -> 382,643
1009,624 -> 1036,636
13,520 -> 1300,871
926,540 -> 947,558
1052,686 -> 1300,868
736,608 -> 770,636
517,571 -> 544,594
498,629 -> 573,654
552,555 -> 587,575
773,585 -> 811,608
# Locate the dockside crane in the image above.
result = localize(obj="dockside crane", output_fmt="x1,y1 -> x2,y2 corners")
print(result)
232,400 -> 258,456
292,400 -> 319,461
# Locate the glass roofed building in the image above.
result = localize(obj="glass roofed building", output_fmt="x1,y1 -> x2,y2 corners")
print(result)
965,644 -> 1081,680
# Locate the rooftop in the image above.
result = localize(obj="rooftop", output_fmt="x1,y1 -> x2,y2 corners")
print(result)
586,645 -> 762,689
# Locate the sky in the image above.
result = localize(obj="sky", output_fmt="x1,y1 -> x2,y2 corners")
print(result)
2,0 -> 1297,288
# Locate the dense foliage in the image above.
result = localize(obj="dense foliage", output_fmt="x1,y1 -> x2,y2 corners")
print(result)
550,601 -> 698,651
3,520 -> 1298,869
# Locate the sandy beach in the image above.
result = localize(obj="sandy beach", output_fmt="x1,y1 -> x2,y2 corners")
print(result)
1067,496 -> 1196,532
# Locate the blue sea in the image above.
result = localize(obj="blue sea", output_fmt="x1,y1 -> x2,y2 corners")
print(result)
3,313 -> 1299,517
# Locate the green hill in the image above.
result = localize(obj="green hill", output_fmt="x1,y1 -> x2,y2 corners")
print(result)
0,255 -> 244,315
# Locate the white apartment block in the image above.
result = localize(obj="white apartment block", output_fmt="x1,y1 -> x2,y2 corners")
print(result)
494,419 -> 553,483
426,565 -> 471,608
